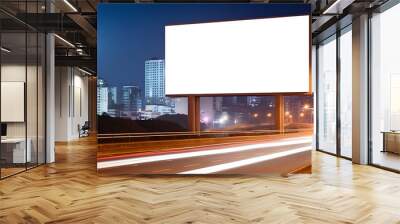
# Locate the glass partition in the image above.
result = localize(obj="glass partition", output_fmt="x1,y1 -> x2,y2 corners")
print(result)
0,2 -> 46,179
370,4 -> 400,171
317,35 -> 337,154
27,31 -> 38,169
97,92 -> 189,134
200,96 -> 276,133
339,27 -> 352,158
284,95 -> 313,132
1,31 -> 28,177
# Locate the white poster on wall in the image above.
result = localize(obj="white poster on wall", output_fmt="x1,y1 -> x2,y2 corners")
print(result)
1,82 -> 25,122
165,15 -> 310,95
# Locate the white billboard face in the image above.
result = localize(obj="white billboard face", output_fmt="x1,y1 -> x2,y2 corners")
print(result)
165,15 -> 310,95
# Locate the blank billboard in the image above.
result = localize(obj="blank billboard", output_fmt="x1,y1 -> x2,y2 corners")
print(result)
165,15 -> 310,95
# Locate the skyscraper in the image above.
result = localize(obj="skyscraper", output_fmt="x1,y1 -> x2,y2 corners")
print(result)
97,79 -> 108,115
247,96 -> 262,107
108,86 -> 118,107
145,59 -> 165,105
107,86 -> 120,117
121,85 -> 142,118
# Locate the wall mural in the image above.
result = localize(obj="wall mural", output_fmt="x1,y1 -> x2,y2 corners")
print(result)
97,3 -> 313,175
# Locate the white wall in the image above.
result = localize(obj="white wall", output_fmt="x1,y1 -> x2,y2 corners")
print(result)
1,65 -> 35,138
55,67 -> 89,141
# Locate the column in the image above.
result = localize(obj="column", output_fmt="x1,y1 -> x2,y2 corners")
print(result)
352,14 -> 369,164
88,76 -> 97,134
46,32 -> 55,163
275,95 -> 285,133
188,96 -> 200,133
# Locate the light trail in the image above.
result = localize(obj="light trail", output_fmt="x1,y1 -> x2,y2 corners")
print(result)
179,146 -> 311,174
97,138 -> 311,169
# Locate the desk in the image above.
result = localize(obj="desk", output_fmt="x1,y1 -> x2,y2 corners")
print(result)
382,131 -> 400,154
1,138 -> 31,163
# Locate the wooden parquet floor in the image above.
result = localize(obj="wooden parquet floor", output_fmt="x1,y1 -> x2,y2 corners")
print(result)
1,137 -> 400,224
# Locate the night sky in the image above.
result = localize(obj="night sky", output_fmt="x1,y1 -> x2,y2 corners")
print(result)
97,3 -> 310,89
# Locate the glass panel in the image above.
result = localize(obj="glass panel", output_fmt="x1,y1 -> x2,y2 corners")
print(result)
200,96 -> 276,133
27,31 -> 38,169
97,59 -> 189,134
97,79 -> 189,133
1,31 -> 27,177
26,0 -> 39,168
284,95 -> 314,133
371,4 -> 400,170
339,28 -> 352,158
317,36 -> 337,154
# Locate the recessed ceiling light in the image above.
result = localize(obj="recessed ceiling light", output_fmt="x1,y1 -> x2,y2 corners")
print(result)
1,47 -> 11,53
78,67 -> 93,76
63,0 -> 78,12
54,34 -> 75,48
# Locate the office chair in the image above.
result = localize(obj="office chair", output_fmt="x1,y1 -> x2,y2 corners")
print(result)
79,121 -> 90,138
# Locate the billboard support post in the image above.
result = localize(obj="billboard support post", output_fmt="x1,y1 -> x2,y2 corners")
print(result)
275,95 -> 285,133
188,96 -> 200,133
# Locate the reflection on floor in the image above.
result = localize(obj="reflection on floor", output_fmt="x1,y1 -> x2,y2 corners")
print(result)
0,163 -> 44,179
373,150 -> 400,171
1,137 -> 400,223
0,167 -> 25,178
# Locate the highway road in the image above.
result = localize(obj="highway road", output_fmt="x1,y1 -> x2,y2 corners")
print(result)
98,135 -> 312,175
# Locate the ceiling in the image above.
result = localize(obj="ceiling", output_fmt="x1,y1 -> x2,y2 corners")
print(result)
0,0 -> 390,75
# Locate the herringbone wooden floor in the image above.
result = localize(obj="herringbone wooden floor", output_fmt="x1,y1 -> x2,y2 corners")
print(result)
1,137 -> 400,224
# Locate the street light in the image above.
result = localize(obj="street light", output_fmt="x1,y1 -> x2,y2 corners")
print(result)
219,115 -> 228,124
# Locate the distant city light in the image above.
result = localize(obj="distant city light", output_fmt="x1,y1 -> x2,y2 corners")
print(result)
285,111 -> 290,116
289,115 -> 293,118
267,113 -> 272,117
304,104 -> 310,109
234,119 -> 238,124
202,116 -> 209,123
253,113 -> 258,118
299,112 -> 305,117
219,115 -> 229,124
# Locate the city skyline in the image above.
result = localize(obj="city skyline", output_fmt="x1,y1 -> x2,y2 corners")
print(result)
98,4 -> 309,89
97,75 -> 313,131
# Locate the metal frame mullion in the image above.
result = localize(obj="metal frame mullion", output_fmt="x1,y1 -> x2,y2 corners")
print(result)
315,44 -> 320,150
24,0 -> 28,171
336,28 -> 341,157
0,22 -> 2,179
367,11 -> 373,165
36,0 -> 39,167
